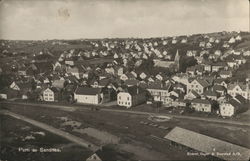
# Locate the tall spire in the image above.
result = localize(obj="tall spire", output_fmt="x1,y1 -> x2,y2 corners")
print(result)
174,49 -> 180,62
174,49 -> 180,71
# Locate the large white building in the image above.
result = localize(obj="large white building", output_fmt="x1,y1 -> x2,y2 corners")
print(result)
191,99 -> 212,112
117,86 -> 146,108
74,87 -> 110,104
43,87 -> 59,102
220,99 -> 240,117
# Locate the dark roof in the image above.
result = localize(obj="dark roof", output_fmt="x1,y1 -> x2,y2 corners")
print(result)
147,82 -> 171,90
124,79 -> 140,86
17,82 -> 32,90
124,85 -> 145,95
214,78 -> 228,84
212,61 -> 227,67
50,87 -> 60,93
164,127 -> 250,161
203,89 -> 219,97
189,90 -> 200,97
75,87 -> 101,95
192,98 -> 211,104
235,94 -> 247,104
196,79 -> 210,87
99,78 -> 111,86
213,85 -> 226,91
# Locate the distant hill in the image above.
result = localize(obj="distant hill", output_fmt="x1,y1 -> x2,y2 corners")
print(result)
0,31 -> 249,58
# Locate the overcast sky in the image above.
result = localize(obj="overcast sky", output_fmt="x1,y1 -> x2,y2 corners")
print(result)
0,0 -> 249,40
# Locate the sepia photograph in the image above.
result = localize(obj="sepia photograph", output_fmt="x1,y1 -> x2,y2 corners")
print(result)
0,0 -> 250,160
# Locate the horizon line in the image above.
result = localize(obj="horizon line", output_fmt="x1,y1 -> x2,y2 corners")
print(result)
0,30 -> 249,41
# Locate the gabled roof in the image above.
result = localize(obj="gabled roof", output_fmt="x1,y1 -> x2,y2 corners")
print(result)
125,72 -> 136,79
164,127 -> 250,161
228,82 -> 247,91
75,87 -> 101,95
43,87 -> 60,93
191,79 -> 210,88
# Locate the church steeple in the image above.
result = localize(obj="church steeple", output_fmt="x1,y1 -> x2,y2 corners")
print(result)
174,49 -> 180,71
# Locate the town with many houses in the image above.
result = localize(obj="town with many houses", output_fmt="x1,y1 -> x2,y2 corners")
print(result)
0,31 -> 250,117
1,31 -> 250,161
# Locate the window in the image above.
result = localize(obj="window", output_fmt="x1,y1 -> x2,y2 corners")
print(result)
127,97 -> 129,101
128,102 -> 130,105
49,94 -> 53,96
119,96 -> 121,99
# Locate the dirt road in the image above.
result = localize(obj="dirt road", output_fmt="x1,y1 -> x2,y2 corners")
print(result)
3,101 -> 250,127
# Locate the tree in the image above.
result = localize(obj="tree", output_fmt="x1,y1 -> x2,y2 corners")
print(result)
211,100 -> 219,112
179,56 -> 197,72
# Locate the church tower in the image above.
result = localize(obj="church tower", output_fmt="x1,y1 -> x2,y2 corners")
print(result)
174,49 -> 180,71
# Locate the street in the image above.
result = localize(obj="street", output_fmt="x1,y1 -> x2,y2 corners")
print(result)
2,101 -> 250,127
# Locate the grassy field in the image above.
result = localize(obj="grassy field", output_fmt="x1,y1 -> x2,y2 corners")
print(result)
0,114 -> 93,161
3,103 -> 250,160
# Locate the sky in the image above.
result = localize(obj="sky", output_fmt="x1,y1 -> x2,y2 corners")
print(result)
0,0 -> 249,40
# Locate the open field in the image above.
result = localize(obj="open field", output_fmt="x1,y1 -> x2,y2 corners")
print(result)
2,103 -> 250,160
0,114 -> 93,161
